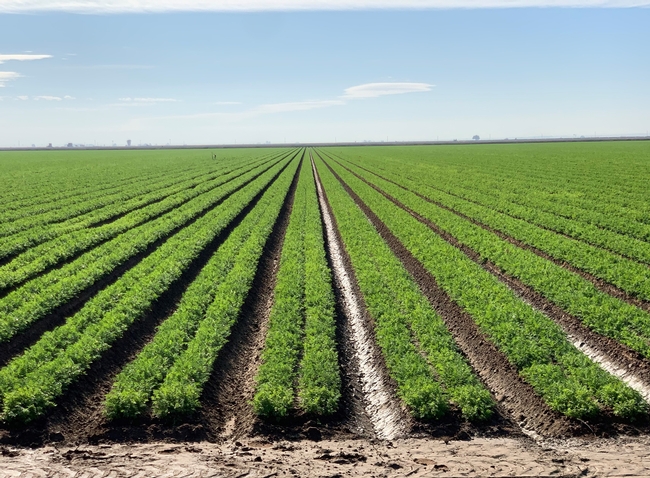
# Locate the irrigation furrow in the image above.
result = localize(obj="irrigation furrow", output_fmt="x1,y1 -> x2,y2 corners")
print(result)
198,153 -> 303,441
312,156 -> 409,441
324,153 -> 650,353
317,154 -> 576,438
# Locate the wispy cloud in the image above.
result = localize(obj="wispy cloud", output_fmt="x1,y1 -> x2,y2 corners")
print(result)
16,95 -> 29,100
64,95 -> 75,100
0,54 -> 52,64
131,84 -> 427,123
0,0 -> 647,12
254,100 -> 344,114
119,97 -> 179,103
72,64 -> 154,70
0,71 -> 21,87
343,82 -> 434,98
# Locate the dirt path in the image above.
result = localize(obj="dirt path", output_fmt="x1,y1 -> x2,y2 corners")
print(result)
3,435 -> 650,477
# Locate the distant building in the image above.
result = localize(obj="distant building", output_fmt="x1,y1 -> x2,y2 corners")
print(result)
47,143 -> 53,148
67,143 -> 73,148
127,139 -> 132,147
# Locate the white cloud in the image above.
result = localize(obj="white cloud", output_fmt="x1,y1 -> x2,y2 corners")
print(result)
34,95 -> 62,100
0,0 -> 646,12
16,95 -> 29,100
0,54 -> 52,64
343,82 -> 434,99
0,71 -> 21,87
64,95 -> 75,100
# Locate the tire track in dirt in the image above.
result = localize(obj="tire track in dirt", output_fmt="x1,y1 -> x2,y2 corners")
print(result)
319,155 -> 578,439
313,152 -> 414,441
0,155 -> 299,448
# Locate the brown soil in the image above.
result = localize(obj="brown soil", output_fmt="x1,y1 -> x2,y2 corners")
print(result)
5,435 -> 650,477
319,155 -> 580,438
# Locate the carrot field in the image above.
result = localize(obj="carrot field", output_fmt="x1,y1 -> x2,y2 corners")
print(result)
1,142 -> 650,446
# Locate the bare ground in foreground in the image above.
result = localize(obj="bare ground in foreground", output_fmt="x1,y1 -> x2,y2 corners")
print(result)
2,435 -> 649,477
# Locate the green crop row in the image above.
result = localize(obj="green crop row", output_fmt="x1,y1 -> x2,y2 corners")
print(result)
253,154 -> 341,418
0,165 -> 207,238
0,155 -> 297,424
339,152 -> 650,267
0,154 -> 293,344
314,153 -> 494,421
418,170 -> 650,249
104,153 -> 300,419
335,153 -> 650,301
329,144 -> 650,235
322,155 -> 646,420
0,148 -> 286,220
297,155 -> 341,415
0,160 -> 187,220
328,154 -> 650,358
371,148 -> 650,238
0,153 -> 282,290
0,150 -> 285,238
0,152 -> 278,261
149,159 -> 301,418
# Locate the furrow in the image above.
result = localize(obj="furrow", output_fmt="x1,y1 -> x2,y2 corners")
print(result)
312,157 -> 409,441
318,155 -> 576,438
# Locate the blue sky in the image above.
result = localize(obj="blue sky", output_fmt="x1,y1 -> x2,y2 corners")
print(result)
1,3 -> 649,146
